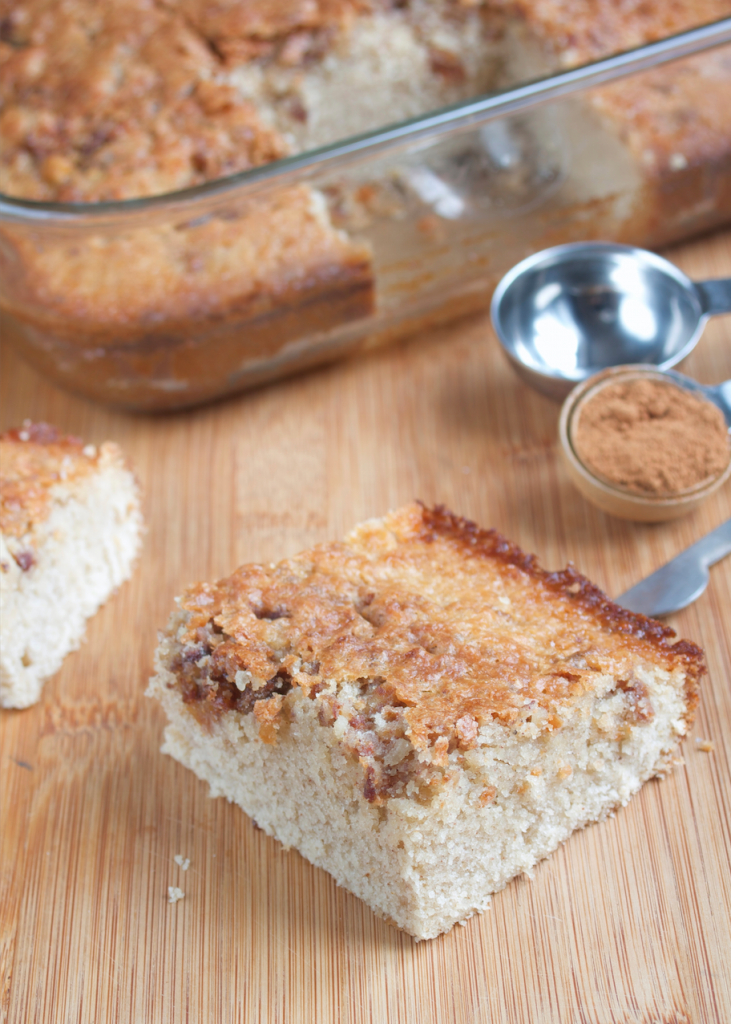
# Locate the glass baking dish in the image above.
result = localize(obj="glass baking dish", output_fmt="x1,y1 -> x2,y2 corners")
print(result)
1,19 -> 730,412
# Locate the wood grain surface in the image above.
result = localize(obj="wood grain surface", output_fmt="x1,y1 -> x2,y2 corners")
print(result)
1,230 -> 730,1024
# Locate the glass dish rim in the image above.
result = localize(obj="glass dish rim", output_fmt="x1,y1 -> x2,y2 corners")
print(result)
1,17 -> 730,224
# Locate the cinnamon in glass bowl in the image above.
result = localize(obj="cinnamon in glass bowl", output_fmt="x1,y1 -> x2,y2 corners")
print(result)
559,367 -> 731,522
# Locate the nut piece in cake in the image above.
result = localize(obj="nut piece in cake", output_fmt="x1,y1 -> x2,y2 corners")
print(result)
147,503 -> 703,939
0,421 -> 144,708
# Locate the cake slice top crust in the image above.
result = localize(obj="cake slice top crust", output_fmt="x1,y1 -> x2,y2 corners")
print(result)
174,503 -> 703,762
0,421 -> 117,538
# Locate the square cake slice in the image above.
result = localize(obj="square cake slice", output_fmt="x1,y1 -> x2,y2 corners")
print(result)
1,421 -> 143,708
148,503 -> 702,939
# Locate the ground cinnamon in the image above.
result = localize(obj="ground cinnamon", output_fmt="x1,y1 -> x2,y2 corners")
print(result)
572,377 -> 730,497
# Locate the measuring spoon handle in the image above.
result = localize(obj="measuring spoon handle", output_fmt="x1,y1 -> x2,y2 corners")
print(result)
695,278 -> 731,316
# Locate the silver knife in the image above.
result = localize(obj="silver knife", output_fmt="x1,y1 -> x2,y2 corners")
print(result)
615,518 -> 731,618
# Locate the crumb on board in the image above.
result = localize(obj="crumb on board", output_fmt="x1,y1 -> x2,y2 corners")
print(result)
168,886 -> 185,904
695,738 -> 715,753
174,854 -> 190,870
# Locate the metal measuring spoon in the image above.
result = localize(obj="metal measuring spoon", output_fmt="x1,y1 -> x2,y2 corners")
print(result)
616,518 -> 731,617
491,242 -> 731,400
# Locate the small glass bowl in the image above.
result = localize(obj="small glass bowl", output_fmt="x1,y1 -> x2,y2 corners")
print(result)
558,365 -> 731,522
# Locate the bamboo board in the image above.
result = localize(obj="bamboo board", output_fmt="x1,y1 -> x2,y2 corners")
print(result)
1,230 -> 730,1024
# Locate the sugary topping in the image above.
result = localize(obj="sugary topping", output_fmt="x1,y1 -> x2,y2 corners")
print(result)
0,0 -> 288,201
503,0 -> 729,66
173,503 -> 704,788
0,421 -> 100,536
174,0 -> 373,60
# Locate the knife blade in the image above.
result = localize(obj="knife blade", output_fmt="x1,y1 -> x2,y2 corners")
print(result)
615,518 -> 731,618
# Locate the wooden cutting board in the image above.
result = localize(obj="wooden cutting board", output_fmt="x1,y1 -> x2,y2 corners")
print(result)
1,230 -> 730,1024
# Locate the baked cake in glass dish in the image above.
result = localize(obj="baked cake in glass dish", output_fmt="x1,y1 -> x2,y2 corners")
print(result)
1,2 -> 730,408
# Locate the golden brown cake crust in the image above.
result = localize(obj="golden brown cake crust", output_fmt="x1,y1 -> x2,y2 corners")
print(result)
174,0 -> 373,56
0,0 -> 289,202
172,503 -> 704,766
503,0 -> 730,66
0,422 -> 106,538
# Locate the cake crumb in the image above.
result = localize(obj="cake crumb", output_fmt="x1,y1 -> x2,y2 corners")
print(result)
669,152 -> 688,170
479,786 -> 496,807
168,886 -> 185,904
695,738 -> 715,753
174,854 -> 190,870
